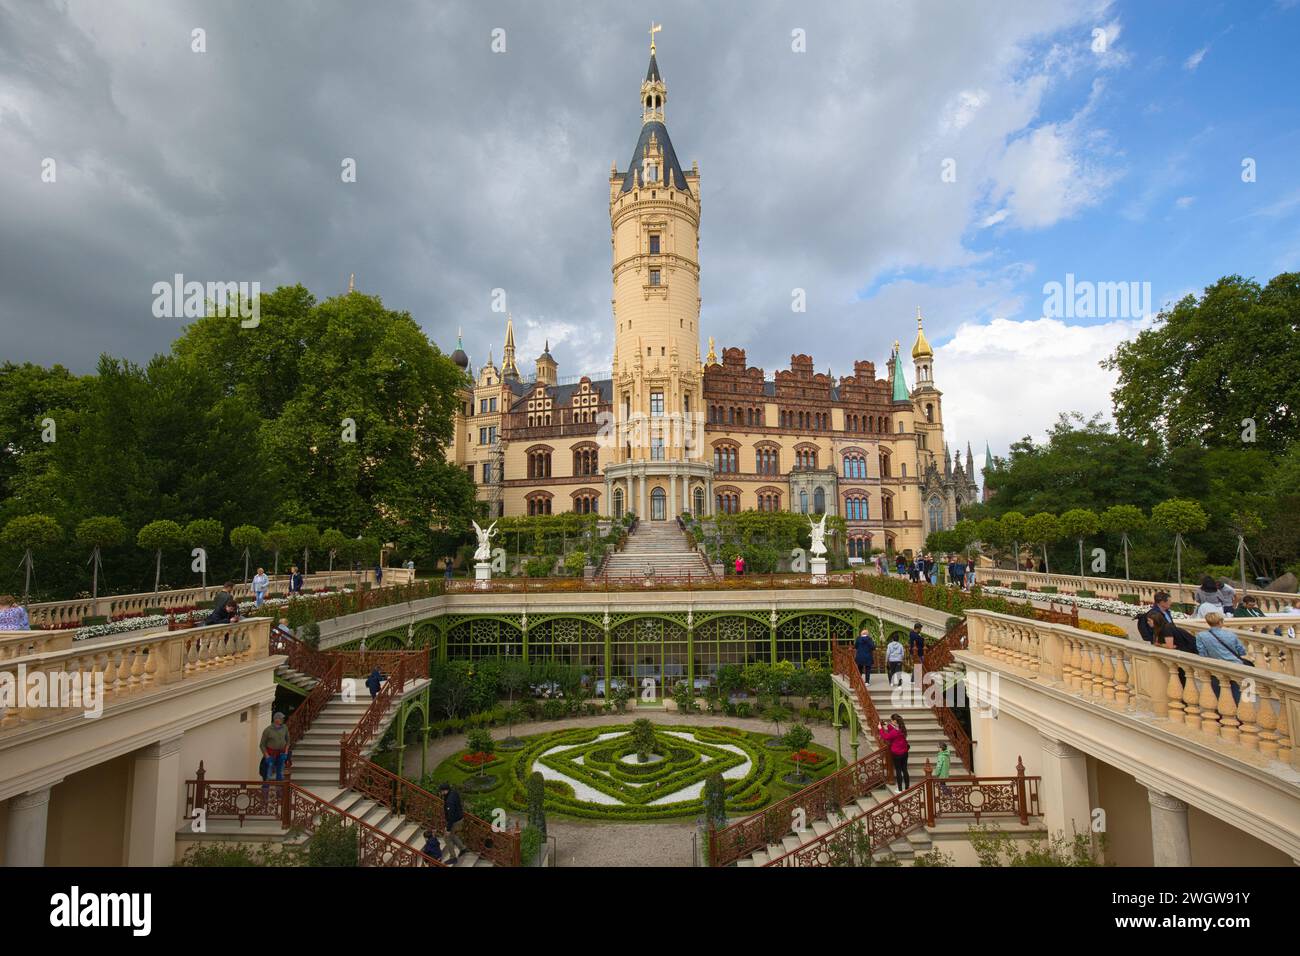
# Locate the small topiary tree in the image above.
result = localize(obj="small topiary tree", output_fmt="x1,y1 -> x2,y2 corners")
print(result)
465,728 -> 495,780
631,718 -> 656,762
1099,505 -> 1145,581
767,703 -> 791,740
526,770 -> 547,840
136,519 -> 184,597
700,771 -> 728,864
230,524 -> 265,584
291,523 -> 320,575
263,523 -> 293,576
1057,508 -> 1100,578
184,518 -> 224,588
320,529 -> 349,572
1150,498 -> 1209,585
75,515 -> 127,601
1023,512 -> 1062,574
2,514 -> 62,603
783,724 -> 816,783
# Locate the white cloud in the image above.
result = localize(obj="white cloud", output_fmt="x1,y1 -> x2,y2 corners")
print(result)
935,315 -> 1147,456
1174,195 -> 1195,209
1184,46 -> 1209,70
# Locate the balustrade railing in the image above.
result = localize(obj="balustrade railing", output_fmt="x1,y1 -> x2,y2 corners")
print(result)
0,617 -> 270,732
974,567 -> 1298,615
964,610 -> 1299,771
764,760 -> 1041,866
27,570 -> 373,630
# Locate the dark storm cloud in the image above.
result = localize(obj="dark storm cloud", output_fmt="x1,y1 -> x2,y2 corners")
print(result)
0,0 -> 1111,379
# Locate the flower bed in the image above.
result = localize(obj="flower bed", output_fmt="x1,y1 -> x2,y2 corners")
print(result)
981,586 -> 1186,619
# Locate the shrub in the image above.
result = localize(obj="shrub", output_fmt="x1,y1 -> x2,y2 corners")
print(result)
541,699 -> 566,720
1117,594 -> 1139,604
520,825 -> 544,866
1010,581 -> 1027,590
1076,589 -> 1096,598
631,718 -> 656,761
526,771 -> 547,839
305,814 -> 359,867
1077,618 -> 1126,638
524,556 -> 553,578
1039,586 -> 1058,594
563,550 -> 587,576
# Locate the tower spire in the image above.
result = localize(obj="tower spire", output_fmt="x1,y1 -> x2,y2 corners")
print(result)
501,313 -> 519,379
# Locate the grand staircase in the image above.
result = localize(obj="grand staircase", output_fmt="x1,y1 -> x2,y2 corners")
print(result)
602,521 -> 713,582
279,681 -> 494,867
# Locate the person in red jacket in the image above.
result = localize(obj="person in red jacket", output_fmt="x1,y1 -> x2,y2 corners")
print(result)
878,713 -> 911,791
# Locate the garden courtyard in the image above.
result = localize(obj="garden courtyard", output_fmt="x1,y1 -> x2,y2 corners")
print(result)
397,711 -> 843,867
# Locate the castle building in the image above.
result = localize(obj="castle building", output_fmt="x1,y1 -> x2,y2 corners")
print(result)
449,35 -> 981,557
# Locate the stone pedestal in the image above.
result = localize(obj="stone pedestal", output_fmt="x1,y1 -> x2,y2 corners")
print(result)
4,784 -> 57,866
810,556 -> 828,581
474,561 -> 492,589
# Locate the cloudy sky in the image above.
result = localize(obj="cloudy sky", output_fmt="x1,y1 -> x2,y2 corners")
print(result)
2,0 -> 1298,467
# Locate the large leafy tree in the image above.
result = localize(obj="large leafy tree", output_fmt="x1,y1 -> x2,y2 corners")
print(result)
1104,273 -> 1300,453
170,286 -> 476,546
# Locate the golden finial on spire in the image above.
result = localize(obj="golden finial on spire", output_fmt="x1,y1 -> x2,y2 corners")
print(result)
706,336 -> 717,366
649,22 -> 661,53
912,306 -> 933,359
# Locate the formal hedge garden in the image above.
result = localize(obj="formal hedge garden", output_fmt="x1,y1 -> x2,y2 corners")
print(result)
422,722 -> 837,822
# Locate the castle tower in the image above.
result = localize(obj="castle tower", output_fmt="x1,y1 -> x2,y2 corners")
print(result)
604,27 -> 710,520
501,314 -> 519,380
911,307 -> 944,476
535,340 -> 557,386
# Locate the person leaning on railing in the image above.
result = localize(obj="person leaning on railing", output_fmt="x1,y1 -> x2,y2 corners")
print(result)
0,594 -> 30,630
1194,611 -> 1252,706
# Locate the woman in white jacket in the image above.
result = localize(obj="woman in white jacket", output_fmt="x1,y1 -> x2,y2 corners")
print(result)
252,567 -> 270,607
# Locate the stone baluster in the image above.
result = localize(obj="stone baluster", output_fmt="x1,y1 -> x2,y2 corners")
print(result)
1235,680 -> 1259,752
128,644 -> 145,692
1070,639 -> 1085,692
142,645 -> 157,687
1276,693 -> 1292,766
1181,668 -> 1201,728
1215,674 -> 1239,743
1165,661 -> 1185,722
1097,643 -> 1114,701
1113,651 -> 1130,709
1197,667 -> 1221,736
185,635 -> 199,676
1256,685 -> 1280,760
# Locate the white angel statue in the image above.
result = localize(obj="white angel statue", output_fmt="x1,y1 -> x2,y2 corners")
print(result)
471,520 -> 498,562
808,513 -> 828,557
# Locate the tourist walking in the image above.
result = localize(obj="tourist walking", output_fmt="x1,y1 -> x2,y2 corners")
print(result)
1194,576 -> 1224,617
1195,612 -> 1251,705
420,829 -> 443,862
854,627 -> 876,684
908,623 -> 926,673
886,634 -> 905,686
259,711 -> 291,789
437,782 -> 467,862
365,666 -> 383,700
444,557 -> 454,582
252,567 -> 269,607
289,565 -> 304,595
374,564 -> 383,586
878,714 -> 911,792
733,554 -> 745,576
0,594 -> 30,630
934,741 -> 951,794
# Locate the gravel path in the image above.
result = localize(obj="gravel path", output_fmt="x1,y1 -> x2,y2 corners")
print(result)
399,710 -> 845,868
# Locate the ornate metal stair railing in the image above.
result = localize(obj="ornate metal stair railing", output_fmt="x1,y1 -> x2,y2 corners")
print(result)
764,758 -> 1042,867
921,619 -> 974,771
185,762 -> 444,867
708,744 -> 890,867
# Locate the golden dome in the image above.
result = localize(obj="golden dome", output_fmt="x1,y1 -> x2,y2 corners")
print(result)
911,307 -> 933,359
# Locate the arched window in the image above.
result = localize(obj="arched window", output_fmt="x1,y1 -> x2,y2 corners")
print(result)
800,490 -> 809,514
613,488 -> 624,519
928,498 -> 944,532
813,487 -> 825,514
693,487 -> 704,517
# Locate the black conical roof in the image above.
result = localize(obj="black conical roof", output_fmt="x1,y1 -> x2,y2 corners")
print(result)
619,121 -> 689,192
646,51 -> 661,82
